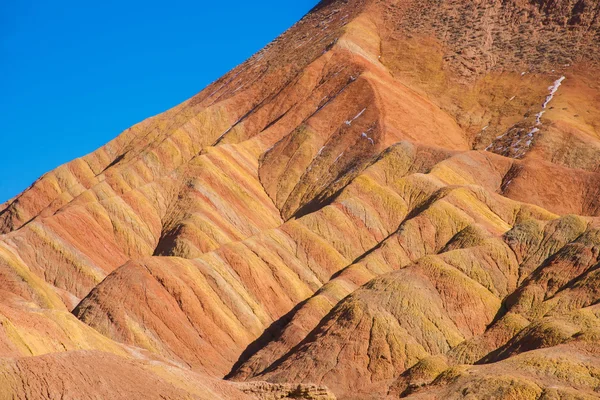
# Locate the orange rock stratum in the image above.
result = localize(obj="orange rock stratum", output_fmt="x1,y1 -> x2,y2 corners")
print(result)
2,0 -> 600,398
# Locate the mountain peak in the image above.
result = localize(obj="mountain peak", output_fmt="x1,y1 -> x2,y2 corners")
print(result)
1,1 -> 600,399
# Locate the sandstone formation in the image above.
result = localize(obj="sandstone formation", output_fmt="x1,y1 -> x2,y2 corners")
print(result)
1,0 -> 600,399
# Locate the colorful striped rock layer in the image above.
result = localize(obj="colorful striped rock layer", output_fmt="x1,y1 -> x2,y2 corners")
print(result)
2,0 -> 600,399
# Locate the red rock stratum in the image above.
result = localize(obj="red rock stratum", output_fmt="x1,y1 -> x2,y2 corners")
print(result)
1,0 -> 600,398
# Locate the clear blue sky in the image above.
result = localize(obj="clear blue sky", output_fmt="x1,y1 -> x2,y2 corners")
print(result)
0,0 -> 318,203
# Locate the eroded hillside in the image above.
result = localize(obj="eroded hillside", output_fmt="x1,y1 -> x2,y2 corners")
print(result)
1,0 -> 600,399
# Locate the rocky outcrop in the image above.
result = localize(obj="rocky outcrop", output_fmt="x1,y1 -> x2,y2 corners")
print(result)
235,382 -> 336,400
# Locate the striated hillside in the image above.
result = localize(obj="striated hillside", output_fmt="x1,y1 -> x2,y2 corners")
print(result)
1,0 -> 600,398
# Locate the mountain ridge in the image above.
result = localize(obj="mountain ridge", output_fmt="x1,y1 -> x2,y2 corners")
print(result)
1,0 -> 600,398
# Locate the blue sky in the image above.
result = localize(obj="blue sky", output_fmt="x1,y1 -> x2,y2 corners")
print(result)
0,0 -> 318,203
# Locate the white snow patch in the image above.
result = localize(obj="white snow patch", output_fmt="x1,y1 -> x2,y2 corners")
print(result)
531,76 -> 565,128
334,152 -> 344,163
535,110 -> 545,125
485,132 -> 507,152
353,108 -> 367,120
361,132 -> 375,145
542,76 -> 565,109
346,108 -> 367,125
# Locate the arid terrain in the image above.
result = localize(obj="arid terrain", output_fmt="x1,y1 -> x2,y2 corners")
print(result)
1,0 -> 600,398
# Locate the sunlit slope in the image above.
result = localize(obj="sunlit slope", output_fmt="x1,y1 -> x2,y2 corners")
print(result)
0,0 -> 599,399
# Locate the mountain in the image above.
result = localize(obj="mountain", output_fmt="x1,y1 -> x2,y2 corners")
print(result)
1,0 -> 600,398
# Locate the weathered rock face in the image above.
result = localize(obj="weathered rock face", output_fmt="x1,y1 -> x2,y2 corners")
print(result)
234,382 -> 337,400
1,0 -> 600,399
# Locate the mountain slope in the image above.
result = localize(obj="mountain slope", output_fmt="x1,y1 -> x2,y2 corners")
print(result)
1,0 -> 600,399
